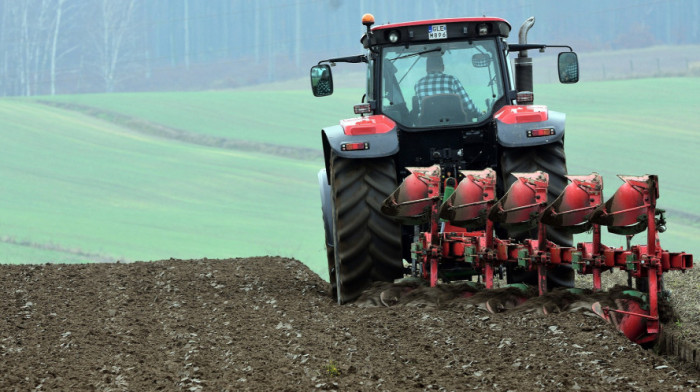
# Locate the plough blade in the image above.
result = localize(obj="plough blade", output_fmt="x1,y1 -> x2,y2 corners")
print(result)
488,171 -> 548,233
541,173 -> 602,233
439,168 -> 496,229
591,299 -> 655,345
380,165 -> 440,225
589,175 -> 657,235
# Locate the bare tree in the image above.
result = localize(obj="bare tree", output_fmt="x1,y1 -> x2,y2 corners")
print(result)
1,2 -> 23,95
13,0 -> 53,96
254,1 -> 261,63
294,1 -> 301,68
184,0 -> 190,70
0,4 -> 6,95
0,0 -> 78,96
19,2 -> 31,95
49,0 -> 67,95
1,0 -> 699,96
91,0 -> 138,92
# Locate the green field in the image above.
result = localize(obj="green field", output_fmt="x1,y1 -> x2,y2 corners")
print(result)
2,77 -> 698,281
41,89 -> 363,149
538,78 -> 700,253
0,100 -> 326,274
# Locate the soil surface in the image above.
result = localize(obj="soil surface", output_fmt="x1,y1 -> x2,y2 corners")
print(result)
1,257 -> 698,391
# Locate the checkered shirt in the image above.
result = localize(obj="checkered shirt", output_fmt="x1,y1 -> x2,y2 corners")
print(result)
414,72 -> 475,113
317,79 -> 331,95
562,63 -> 578,82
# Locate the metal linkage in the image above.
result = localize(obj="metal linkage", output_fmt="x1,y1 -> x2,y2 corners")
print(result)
383,167 -> 693,344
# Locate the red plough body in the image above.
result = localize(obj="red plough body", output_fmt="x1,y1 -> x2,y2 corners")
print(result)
382,168 -> 693,344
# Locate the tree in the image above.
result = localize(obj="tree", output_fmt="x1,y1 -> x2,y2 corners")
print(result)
49,0 -> 68,95
183,0 -> 190,70
91,0 -> 139,92
4,0 -> 55,96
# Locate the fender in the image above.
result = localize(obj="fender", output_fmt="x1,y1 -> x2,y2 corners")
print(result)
321,114 -> 400,181
494,105 -> 565,148
318,169 -> 334,248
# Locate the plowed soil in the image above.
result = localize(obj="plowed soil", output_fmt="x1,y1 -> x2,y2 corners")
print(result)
1,257 -> 698,391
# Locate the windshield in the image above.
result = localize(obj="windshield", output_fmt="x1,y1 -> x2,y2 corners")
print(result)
380,39 -> 504,128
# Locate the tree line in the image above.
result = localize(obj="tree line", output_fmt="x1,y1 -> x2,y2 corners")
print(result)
0,0 -> 698,96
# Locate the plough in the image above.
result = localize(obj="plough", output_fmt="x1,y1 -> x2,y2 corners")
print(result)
381,167 -> 693,345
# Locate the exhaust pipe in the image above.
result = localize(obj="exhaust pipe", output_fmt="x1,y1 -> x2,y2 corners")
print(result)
515,17 -> 535,105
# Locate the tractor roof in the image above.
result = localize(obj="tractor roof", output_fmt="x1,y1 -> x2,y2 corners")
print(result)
372,17 -> 510,32
363,17 -> 511,47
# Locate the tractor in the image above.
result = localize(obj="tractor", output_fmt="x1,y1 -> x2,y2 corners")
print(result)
311,14 -> 692,344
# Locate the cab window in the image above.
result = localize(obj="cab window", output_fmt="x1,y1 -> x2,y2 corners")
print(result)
381,39 -> 504,127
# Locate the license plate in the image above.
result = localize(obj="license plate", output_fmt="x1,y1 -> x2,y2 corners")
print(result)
428,24 -> 447,40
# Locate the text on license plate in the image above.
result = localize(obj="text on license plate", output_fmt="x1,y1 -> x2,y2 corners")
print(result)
428,24 -> 447,40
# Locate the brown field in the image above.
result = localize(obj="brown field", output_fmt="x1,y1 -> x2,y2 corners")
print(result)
1,257 -> 698,391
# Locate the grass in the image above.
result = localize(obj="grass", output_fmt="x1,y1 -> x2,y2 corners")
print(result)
536,78 -> 700,253
0,100 -> 327,275
40,89 -> 363,149
0,242 -> 98,264
324,360 -> 340,377
2,77 -> 698,282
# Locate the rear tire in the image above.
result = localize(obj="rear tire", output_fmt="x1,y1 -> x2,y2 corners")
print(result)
326,245 -> 337,302
330,152 -> 403,303
500,140 -> 574,288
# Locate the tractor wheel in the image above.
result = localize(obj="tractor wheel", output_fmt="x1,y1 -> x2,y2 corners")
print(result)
499,140 -> 574,288
329,152 -> 403,304
326,245 -> 337,302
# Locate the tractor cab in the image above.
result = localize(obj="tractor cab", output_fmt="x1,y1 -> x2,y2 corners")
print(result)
370,17 -> 512,129
311,15 -> 578,131
379,37 -> 503,127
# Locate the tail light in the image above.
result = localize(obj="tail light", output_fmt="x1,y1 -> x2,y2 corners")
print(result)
516,91 -> 534,104
354,103 -> 372,114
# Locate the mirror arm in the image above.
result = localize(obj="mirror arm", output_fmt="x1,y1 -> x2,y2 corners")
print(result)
318,55 -> 368,66
507,44 -> 573,53
546,44 -> 574,52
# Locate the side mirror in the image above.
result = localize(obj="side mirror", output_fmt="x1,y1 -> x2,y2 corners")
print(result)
558,52 -> 579,84
310,64 -> 333,97
472,53 -> 491,68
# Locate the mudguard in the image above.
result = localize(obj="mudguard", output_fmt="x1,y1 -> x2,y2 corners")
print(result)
321,115 -> 400,180
495,105 -> 565,148
318,169 -> 333,248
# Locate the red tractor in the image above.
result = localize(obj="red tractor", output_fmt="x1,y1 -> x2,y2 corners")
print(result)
311,14 -> 691,344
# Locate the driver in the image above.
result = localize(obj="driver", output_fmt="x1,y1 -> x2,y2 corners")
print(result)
414,54 -> 475,114
559,54 -> 578,83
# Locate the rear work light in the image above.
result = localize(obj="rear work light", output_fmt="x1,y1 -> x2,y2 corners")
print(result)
354,103 -> 372,114
516,91 -> 534,104
388,30 -> 400,43
527,128 -> 555,138
341,142 -> 369,151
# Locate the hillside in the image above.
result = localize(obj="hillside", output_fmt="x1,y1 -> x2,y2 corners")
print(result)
0,77 -> 698,281
2,77 -> 700,388
0,99 -> 325,273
